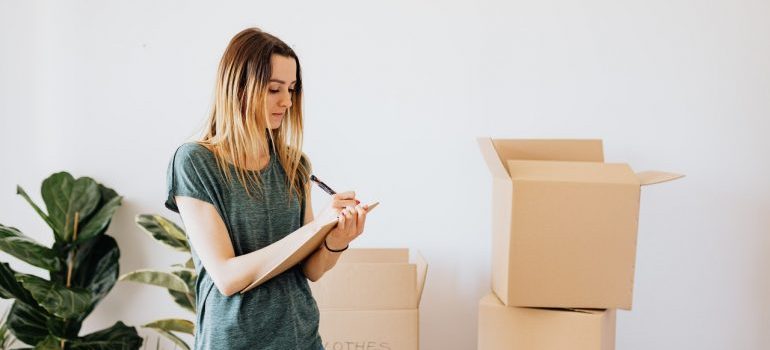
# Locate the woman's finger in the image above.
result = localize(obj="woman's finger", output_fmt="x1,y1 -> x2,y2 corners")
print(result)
338,210 -> 347,231
341,207 -> 351,232
344,206 -> 357,235
355,205 -> 367,234
333,199 -> 358,209
332,191 -> 356,201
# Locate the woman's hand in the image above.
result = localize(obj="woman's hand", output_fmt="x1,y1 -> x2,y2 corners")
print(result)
315,191 -> 358,223
302,191 -> 370,281
318,191 -> 369,251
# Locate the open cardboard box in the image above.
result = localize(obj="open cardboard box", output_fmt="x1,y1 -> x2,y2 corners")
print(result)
310,248 -> 427,350
478,292 -> 616,350
478,138 -> 683,309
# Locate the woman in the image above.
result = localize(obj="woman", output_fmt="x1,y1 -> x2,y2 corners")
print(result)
164,27 -> 369,350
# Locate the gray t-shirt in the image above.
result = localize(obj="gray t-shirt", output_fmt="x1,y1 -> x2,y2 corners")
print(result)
164,142 -> 321,350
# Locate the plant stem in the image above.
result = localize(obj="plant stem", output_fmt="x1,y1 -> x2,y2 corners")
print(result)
66,211 -> 80,288
62,211 -> 80,350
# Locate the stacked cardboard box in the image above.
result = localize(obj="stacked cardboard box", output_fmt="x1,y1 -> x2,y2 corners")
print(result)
310,248 -> 428,350
477,138 -> 682,349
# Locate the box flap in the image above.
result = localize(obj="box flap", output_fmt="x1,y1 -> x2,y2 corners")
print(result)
481,293 -> 608,316
413,251 -> 427,305
310,248 -> 425,310
531,307 -> 607,315
491,139 -> 605,162
507,160 -> 638,185
480,292 -> 502,306
477,137 -> 511,179
312,263 -> 416,310
635,171 -> 685,186
337,248 -> 408,264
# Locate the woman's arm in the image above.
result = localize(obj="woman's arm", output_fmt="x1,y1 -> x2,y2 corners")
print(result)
301,188 -> 343,282
301,189 -> 369,282
175,196 -> 258,296
179,195 -> 311,296
175,190 -> 364,296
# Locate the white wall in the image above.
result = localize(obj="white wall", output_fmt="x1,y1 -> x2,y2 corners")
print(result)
1,0 -> 768,349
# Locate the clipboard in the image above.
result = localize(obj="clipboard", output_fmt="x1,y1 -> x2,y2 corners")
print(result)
239,201 -> 380,294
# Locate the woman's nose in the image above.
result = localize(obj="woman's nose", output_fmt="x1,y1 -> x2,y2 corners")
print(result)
279,92 -> 292,108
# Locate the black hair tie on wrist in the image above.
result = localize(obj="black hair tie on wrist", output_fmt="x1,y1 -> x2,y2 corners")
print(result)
324,238 -> 348,253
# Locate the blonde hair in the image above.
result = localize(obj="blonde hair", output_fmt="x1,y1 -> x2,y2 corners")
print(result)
197,27 -> 311,201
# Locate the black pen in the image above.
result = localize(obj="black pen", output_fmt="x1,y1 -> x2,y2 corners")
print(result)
310,175 -> 337,195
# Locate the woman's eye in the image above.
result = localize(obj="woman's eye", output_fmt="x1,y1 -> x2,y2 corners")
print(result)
268,88 -> 295,94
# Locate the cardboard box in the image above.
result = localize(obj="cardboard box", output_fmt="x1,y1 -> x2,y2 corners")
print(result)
478,293 -> 616,350
310,248 -> 427,350
478,138 -> 683,309
318,309 -> 418,350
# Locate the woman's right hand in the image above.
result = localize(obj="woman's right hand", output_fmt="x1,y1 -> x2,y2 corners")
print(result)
325,203 -> 369,251
315,191 -> 367,250
315,191 -> 358,222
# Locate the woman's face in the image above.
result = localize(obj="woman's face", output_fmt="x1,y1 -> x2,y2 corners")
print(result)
266,54 -> 297,129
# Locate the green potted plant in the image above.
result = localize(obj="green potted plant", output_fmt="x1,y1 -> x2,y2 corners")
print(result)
0,307 -> 17,349
119,214 -> 195,350
0,171 -> 143,349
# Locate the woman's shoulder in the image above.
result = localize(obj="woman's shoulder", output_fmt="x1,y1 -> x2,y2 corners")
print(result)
173,142 -> 217,162
176,141 -> 211,155
170,142 -> 221,175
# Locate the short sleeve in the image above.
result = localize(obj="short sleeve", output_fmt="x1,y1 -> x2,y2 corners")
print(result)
164,143 -> 217,213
